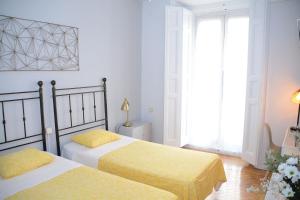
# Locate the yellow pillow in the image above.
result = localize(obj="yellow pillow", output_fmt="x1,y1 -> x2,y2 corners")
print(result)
72,129 -> 120,148
0,148 -> 53,179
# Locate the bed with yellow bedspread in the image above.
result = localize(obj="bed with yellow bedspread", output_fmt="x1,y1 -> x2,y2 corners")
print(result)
7,166 -> 178,200
99,141 -> 227,200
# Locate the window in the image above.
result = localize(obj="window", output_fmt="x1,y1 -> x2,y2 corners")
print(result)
188,14 -> 249,154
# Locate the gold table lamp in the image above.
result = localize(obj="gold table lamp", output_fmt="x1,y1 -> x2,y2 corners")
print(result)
121,98 -> 132,127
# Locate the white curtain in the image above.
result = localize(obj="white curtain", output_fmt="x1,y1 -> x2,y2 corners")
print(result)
188,14 -> 249,154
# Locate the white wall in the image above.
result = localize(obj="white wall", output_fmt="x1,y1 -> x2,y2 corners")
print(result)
265,0 -> 300,145
141,0 -> 171,143
0,0 -> 142,153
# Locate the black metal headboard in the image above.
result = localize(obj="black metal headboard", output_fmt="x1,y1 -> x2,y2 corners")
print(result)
51,78 -> 108,156
0,81 -> 46,152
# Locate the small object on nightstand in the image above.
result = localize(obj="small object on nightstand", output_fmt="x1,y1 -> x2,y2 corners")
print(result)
121,98 -> 132,127
116,121 -> 152,141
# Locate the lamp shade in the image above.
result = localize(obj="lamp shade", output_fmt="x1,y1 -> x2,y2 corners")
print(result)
291,89 -> 300,104
121,98 -> 130,111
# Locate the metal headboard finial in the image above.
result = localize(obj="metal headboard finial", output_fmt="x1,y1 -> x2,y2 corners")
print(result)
38,81 -> 47,151
51,80 -> 61,156
102,78 -> 108,130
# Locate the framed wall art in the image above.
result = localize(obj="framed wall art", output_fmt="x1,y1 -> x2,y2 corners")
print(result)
0,15 -> 79,71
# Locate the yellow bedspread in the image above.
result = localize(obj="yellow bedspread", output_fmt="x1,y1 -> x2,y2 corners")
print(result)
99,141 -> 226,200
7,166 -> 178,200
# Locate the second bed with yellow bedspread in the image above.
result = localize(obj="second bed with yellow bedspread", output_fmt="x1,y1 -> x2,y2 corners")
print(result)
7,166 -> 178,200
99,141 -> 227,200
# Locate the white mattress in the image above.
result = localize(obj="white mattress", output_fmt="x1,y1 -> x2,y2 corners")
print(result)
62,135 -> 136,168
0,154 -> 81,199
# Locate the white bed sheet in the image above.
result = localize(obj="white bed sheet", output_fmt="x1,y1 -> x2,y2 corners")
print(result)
62,135 -> 136,168
0,154 -> 81,199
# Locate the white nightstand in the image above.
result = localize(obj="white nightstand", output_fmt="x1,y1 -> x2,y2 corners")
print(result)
281,128 -> 300,157
116,121 -> 152,141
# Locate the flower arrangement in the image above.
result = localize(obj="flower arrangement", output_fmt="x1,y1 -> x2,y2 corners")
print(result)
248,150 -> 300,200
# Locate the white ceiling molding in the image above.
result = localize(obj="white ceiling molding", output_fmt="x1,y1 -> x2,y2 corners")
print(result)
176,0 -> 231,7
176,0 -> 248,7
176,0 -> 287,7
182,0 -> 250,16
175,0 -> 287,15
269,0 -> 288,2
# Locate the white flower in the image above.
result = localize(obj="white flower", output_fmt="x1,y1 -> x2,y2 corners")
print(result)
281,185 -> 295,198
278,163 -> 287,174
291,175 -> 299,183
291,172 -> 300,183
286,157 -> 298,165
278,181 -> 288,190
273,173 -> 283,182
284,165 -> 299,179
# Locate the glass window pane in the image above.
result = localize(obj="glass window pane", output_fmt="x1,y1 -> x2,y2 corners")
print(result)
189,18 -> 223,148
220,16 -> 249,153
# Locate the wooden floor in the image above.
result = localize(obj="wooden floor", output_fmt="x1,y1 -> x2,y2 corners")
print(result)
185,146 -> 267,200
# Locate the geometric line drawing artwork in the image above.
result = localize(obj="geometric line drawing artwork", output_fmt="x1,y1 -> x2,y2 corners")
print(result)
0,15 -> 79,71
